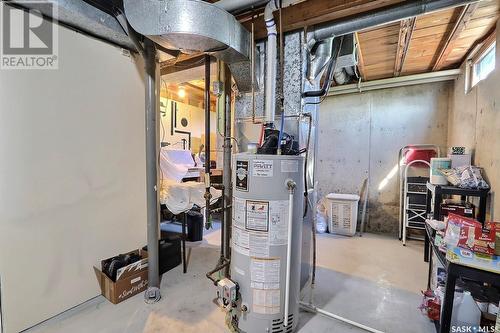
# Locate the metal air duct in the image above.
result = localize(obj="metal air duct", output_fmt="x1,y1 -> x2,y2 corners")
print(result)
123,0 -> 252,91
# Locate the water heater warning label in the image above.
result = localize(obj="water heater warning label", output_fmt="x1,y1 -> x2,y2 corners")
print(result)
246,201 -> 269,231
250,258 -> 280,290
252,289 -> 280,314
232,226 -> 270,257
252,160 -> 273,177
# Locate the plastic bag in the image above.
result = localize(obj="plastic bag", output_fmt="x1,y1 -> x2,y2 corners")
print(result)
316,200 -> 328,233
438,166 -> 489,189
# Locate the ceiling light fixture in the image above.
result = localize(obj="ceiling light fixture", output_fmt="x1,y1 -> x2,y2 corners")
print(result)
178,87 -> 186,98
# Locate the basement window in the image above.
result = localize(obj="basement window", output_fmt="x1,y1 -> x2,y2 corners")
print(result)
471,42 -> 496,87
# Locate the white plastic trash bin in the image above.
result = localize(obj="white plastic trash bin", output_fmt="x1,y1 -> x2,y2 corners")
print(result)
326,193 -> 360,236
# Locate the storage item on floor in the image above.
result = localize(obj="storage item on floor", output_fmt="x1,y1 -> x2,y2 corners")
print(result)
142,237 -> 182,275
186,209 -> 204,242
430,158 -> 451,185
94,249 -> 148,304
326,193 -> 360,236
316,200 -> 328,233
451,291 -> 481,329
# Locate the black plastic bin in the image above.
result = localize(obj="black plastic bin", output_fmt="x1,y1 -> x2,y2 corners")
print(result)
142,237 -> 181,275
186,210 -> 203,242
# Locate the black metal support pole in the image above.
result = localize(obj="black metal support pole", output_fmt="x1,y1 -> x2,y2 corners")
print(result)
182,213 -> 187,274
478,193 -> 487,224
440,268 -> 457,333
144,38 -> 161,303
204,55 -> 212,228
220,187 -> 225,259
222,63 -> 232,271
424,188 -> 432,262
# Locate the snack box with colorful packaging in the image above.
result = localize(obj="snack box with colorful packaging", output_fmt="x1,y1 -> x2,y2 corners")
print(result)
446,213 -> 496,256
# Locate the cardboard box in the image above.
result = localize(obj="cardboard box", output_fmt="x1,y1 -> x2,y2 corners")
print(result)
441,202 -> 475,218
94,250 -> 148,304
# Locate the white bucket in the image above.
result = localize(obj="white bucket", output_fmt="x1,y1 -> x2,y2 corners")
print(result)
430,157 -> 451,185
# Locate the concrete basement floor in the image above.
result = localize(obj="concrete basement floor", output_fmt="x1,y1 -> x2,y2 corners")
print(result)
25,226 -> 435,333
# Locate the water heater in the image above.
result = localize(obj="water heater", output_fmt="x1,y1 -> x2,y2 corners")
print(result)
229,153 -> 304,333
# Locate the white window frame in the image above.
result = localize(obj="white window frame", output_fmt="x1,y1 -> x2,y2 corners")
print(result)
470,41 -> 496,88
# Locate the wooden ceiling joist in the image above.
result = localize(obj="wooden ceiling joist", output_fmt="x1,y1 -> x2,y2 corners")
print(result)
394,17 -> 416,77
432,3 -> 479,71
354,32 -> 367,81
160,53 -> 206,76
240,0 -> 405,40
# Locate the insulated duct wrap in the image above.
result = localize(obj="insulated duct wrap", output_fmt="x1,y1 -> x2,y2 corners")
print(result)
123,0 -> 252,91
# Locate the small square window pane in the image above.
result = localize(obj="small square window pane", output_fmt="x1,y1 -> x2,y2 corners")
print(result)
471,44 -> 495,87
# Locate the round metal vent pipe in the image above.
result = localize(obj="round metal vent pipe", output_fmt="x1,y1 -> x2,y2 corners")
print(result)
308,0 -> 480,45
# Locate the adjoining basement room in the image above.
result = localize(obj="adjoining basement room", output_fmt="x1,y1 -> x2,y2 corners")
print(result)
1,1 -> 500,333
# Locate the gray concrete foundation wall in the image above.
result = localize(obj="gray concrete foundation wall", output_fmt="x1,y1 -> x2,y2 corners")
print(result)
317,82 -> 451,234
448,21 -> 499,220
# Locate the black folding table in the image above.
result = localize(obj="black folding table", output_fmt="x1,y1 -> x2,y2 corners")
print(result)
424,182 -> 489,262
425,223 -> 500,333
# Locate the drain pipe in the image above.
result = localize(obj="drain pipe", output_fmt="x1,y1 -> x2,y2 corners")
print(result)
222,63 -> 233,266
307,0 -> 479,46
115,10 -> 161,304
299,302 -> 385,333
263,0 -> 279,127
143,38 -> 162,304
263,0 -> 304,127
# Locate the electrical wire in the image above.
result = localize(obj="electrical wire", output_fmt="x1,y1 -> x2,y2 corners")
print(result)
303,37 -> 344,106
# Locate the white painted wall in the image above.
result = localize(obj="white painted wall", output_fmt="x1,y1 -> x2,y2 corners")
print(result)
159,97 -> 217,151
317,82 -> 451,233
448,21 -> 499,219
0,18 -> 146,333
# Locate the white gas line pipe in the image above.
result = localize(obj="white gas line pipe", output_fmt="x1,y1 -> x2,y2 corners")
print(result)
263,1 -> 278,124
284,179 -> 296,328
263,0 -> 303,125
299,302 -> 385,333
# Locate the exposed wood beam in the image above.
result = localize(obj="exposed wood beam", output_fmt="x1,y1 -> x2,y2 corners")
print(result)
184,82 -> 206,92
394,17 -> 416,77
161,83 -> 217,110
354,32 -> 367,81
462,26 -> 497,65
160,53 -> 205,76
241,0 -> 405,40
432,3 -> 479,71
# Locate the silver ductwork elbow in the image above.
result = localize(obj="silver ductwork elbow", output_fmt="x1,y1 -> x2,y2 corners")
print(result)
123,0 -> 252,91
